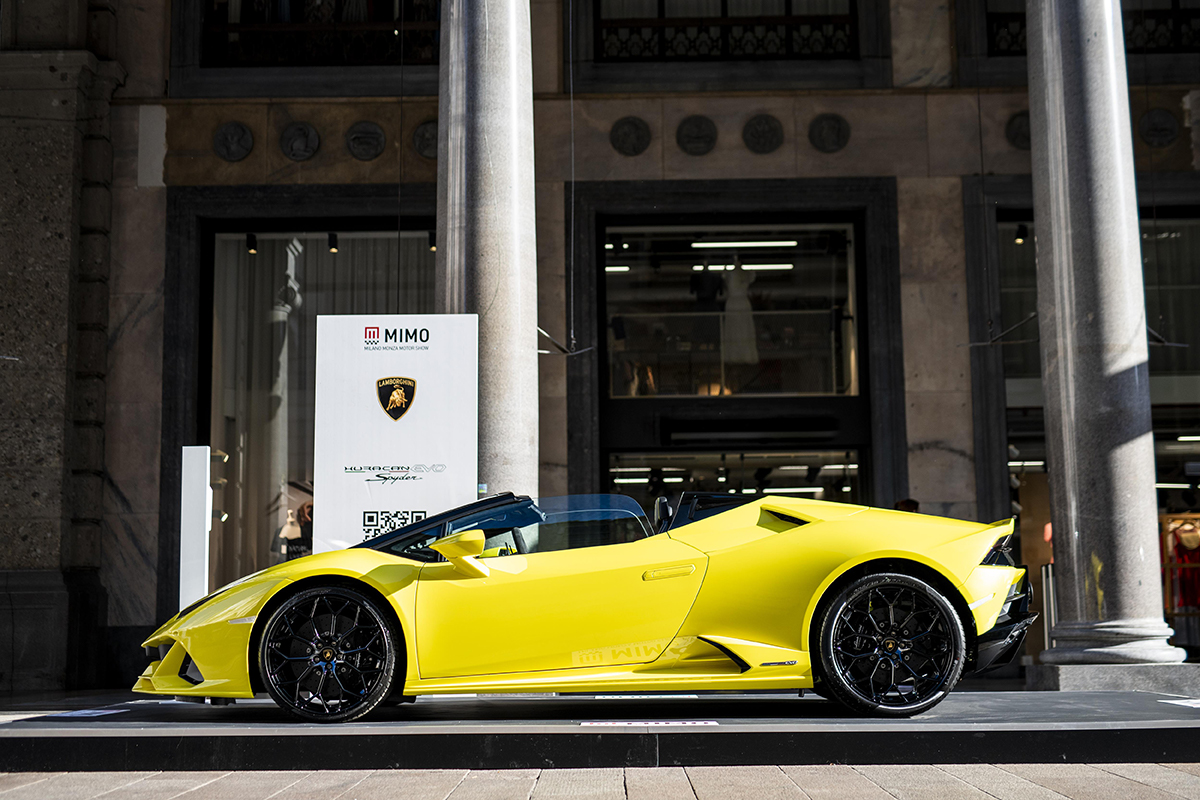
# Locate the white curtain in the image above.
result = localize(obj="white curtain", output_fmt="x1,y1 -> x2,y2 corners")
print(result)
210,232 -> 434,584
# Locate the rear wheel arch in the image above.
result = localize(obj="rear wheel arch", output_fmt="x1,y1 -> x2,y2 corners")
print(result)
805,558 -> 977,670
248,574 -> 407,695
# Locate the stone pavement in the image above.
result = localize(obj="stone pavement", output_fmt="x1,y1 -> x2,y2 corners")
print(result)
4,765 -> 1200,800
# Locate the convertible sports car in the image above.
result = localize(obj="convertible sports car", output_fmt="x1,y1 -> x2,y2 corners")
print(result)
135,492 -> 1036,722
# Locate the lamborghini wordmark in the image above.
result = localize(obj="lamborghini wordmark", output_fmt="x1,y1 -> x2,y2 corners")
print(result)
135,492 -> 1036,722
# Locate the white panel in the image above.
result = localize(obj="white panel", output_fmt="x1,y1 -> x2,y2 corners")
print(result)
179,445 -> 212,610
313,314 -> 479,552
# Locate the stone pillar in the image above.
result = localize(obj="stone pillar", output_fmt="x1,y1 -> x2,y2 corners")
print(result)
435,0 -> 540,499
1027,0 -> 1184,665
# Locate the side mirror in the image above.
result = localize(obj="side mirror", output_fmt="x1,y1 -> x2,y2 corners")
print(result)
430,529 -> 490,578
653,496 -> 673,532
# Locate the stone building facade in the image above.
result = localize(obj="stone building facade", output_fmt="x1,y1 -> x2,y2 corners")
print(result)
2,0 -> 1199,692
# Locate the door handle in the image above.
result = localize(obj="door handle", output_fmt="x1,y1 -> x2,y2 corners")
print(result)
643,564 -> 696,581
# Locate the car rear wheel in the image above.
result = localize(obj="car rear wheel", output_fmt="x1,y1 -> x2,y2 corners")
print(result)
259,585 -> 397,723
817,573 -> 965,717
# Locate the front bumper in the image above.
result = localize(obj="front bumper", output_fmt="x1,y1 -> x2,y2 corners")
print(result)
973,568 -> 1038,673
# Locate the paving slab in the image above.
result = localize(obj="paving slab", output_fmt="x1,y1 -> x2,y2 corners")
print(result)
937,764 -> 1068,799
1166,764 -> 1200,778
0,772 -> 155,800
685,766 -> 807,800
1092,763 -> 1200,800
347,770 -> 467,800
447,770 -> 540,800
998,763 -> 1181,800
854,765 -> 992,800
780,765 -> 894,800
0,773 -> 62,794
624,767 -> 696,800
174,771 -> 309,800
259,771 -> 373,800
531,769 -> 624,800
94,771 -> 230,800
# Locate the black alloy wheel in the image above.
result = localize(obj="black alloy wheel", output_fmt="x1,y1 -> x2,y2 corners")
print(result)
259,585 -> 397,723
817,573 -> 965,717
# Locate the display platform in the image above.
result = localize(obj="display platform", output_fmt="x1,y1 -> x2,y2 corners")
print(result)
2,690 -> 1199,771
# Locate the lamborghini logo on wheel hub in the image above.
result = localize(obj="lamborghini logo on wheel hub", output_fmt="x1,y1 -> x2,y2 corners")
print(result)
376,377 -> 417,421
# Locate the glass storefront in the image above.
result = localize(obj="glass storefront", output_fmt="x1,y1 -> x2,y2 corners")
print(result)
208,230 -> 434,586
604,223 -> 858,399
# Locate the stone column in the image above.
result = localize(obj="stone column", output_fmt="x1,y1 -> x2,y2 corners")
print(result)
435,0 -> 539,499
1027,0 -> 1184,665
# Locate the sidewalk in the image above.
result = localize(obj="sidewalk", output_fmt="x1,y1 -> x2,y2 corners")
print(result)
5,765 -> 1200,799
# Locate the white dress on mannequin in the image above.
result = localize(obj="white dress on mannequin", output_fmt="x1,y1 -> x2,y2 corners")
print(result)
723,268 -> 759,365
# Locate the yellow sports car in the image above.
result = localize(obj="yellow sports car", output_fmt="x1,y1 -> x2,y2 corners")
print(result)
135,492 -> 1035,722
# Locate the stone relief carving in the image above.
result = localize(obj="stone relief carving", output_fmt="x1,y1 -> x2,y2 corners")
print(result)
1005,111 -> 1031,151
807,113 -> 850,153
345,121 -> 386,161
610,116 -> 652,157
213,121 -> 254,162
1139,108 -> 1179,148
742,114 -> 784,154
676,115 -> 717,156
280,122 -> 320,161
413,120 -> 438,159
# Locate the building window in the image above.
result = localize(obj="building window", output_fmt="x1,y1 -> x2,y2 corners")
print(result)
604,223 -> 858,399
961,0 -> 1200,85
595,0 -> 856,62
200,0 -> 439,68
208,230 -> 434,583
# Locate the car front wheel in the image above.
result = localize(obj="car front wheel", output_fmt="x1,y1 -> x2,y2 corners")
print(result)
817,572 -> 965,717
259,585 -> 397,723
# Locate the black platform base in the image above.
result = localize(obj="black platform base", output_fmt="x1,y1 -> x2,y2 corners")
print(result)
2,691 -> 1199,771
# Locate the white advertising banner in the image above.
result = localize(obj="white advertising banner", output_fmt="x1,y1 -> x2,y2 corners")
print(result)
313,314 -> 478,552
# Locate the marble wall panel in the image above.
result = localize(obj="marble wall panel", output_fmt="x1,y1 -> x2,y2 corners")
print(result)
574,98 -> 665,182
1130,88 -> 1193,173
897,177 -> 967,283
890,0 -> 952,88
905,390 -> 977,506
101,512 -> 158,626
164,103 -> 270,186
536,181 -> 568,500
265,102 -> 402,185
795,95 -> 929,178
110,104 -> 139,188
900,282 -> 971,393
927,94 -> 984,177
979,92 -> 1032,175
400,100 -> 439,184
110,186 -> 166,295
532,0 -> 562,95
662,97 -> 796,181
533,99 -> 572,182
115,0 -> 169,99
106,293 -> 163,406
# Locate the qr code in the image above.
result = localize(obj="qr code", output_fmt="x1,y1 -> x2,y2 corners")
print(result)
362,510 -> 427,539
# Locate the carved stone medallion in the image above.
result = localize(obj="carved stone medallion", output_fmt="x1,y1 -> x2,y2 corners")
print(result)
412,120 -> 438,159
1139,108 -> 1179,148
807,113 -> 850,153
213,121 -> 254,162
345,121 -> 386,161
1005,111 -> 1031,151
280,122 -> 320,161
676,115 -> 717,156
742,114 -> 784,154
610,116 -> 652,157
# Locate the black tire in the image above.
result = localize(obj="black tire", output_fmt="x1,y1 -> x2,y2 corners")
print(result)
817,572 -> 965,717
259,585 -> 397,723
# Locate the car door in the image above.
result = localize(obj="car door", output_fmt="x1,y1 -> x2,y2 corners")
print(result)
414,497 -> 708,679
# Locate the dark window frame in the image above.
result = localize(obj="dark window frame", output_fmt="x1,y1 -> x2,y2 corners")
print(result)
159,183 -> 436,622
567,0 -> 892,92
170,0 -> 439,97
567,178 -> 908,508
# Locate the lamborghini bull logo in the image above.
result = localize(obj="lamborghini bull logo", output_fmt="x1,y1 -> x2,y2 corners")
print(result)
376,377 -> 417,421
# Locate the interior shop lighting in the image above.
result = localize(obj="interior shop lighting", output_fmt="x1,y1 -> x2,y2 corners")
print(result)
781,463 -> 858,470
841,486 -> 852,492
611,467 -> 652,473
211,449 -> 229,463
763,487 -> 826,494
693,264 -> 794,271
428,230 -> 436,252
663,477 -> 685,483
742,264 -> 794,271
328,233 -> 338,253
1007,460 -> 1045,467
605,266 -> 631,273
613,477 -> 648,484
213,509 -> 229,523
1157,483 -> 1191,489
691,240 -> 798,249
1178,436 -> 1200,442
605,243 -> 614,250
1014,224 -> 1029,245
246,233 -> 258,255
